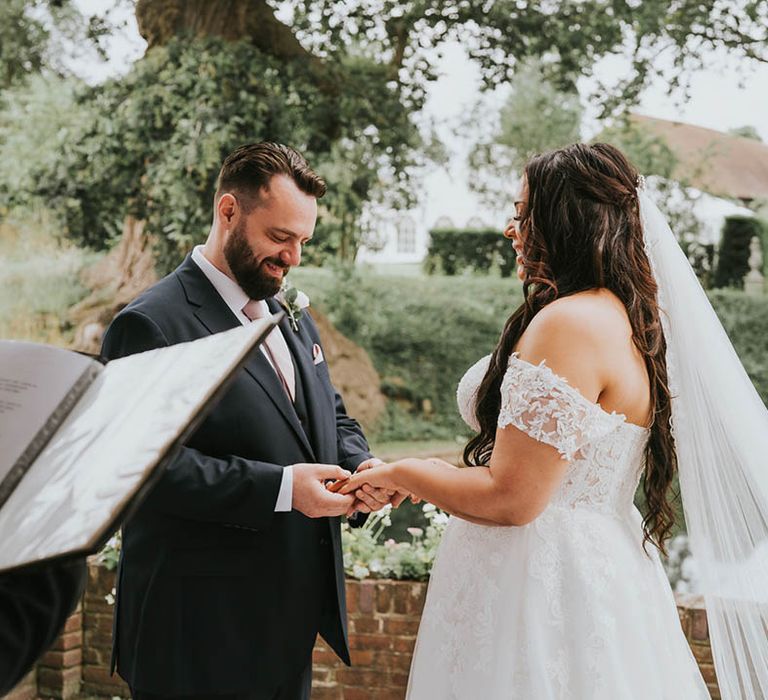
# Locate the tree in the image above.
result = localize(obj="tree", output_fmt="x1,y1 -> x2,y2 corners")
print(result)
467,60 -> 584,209
0,0 -> 115,91
16,0 -> 768,273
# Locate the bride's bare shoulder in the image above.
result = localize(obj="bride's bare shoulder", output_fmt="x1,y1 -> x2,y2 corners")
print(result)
514,290 -> 631,398
524,290 -> 629,345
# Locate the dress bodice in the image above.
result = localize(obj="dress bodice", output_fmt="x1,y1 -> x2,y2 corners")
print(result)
457,354 -> 649,515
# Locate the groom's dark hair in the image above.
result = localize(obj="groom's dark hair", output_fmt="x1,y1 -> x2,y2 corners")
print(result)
215,142 -> 326,210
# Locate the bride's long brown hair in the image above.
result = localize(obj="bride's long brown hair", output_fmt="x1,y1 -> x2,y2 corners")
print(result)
464,142 -> 677,554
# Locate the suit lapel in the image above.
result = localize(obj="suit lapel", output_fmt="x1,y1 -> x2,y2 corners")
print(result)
176,257 -> 315,461
267,298 -> 335,463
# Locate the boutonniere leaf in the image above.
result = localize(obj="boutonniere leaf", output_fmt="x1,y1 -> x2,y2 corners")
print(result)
277,281 -> 310,331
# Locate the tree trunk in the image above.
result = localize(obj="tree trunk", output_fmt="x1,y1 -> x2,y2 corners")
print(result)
69,216 -> 157,354
134,0 -> 332,91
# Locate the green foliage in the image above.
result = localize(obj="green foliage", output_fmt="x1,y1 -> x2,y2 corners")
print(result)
294,266 -> 523,439
714,216 -> 768,289
710,289 -> 768,401
424,228 -> 516,277
0,74 -> 87,214
296,1 -> 767,116
728,125 -> 763,142
0,0 -> 114,91
26,35 -> 423,271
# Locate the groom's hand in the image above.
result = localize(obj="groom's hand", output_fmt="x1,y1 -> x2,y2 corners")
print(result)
292,464 -> 356,518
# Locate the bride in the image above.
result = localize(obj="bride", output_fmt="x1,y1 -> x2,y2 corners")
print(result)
342,143 -> 768,698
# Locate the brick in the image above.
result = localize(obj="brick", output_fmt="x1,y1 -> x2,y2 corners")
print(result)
312,648 -> 341,666
690,609 -> 709,641
699,664 -> 719,685
63,612 -> 82,634
336,667 -> 390,688
83,645 -> 106,664
37,664 -> 81,697
40,647 -> 82,669
368,689 -> 407,700
350,649 -> 375,666
391,636 -> 416,654
345,580 -> 359,613
50,629 -> 82,652
310,684 -> 343,700
84,629 -> 115,649
382,617 -> 420,636
349,633 -> 393,651
375,581 -> 393,613
380,652 -> 413,673
350,616 -> 382,634
690,642 -> 713,665
358,581 -> 375,614
81,667 -> 131,697
389,671 -> 411,688
312,667 -> 335,684
392,583 -> 425,615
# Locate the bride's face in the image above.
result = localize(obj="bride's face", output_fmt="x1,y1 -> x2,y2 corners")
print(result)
504,180 -> 528,282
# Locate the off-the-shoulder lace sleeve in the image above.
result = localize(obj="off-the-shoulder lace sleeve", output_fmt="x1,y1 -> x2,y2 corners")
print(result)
498,353 -> 625,461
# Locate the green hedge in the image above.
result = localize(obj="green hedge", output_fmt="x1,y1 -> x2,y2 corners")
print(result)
424,228 -> 516,277
714,216 -> 768,289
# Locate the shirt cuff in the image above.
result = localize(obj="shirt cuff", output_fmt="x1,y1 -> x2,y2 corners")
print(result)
274,465 -> 293,512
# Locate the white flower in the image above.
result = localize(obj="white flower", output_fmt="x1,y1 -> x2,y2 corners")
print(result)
369,558 -> 382,573
407,527 -> 424,538
295,290 -> 310,309
422,503 -> 436,513
433,512 -> 449,526
352,564 -> 370,579
385,538 -> 396,548
105,587 -> 116,606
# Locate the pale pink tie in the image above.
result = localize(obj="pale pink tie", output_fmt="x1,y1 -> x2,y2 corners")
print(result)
242,300 -> 296,402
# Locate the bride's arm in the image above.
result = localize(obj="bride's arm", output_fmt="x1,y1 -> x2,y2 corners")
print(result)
344,304 -> 610,525
356,429 -> 572,526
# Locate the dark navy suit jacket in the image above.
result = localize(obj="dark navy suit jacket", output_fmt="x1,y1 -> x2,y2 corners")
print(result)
101,255 -> 372,696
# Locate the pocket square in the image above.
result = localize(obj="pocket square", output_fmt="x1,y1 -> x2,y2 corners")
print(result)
312,343 -> 325,365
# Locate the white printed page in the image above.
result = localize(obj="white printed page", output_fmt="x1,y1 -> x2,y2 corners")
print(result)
0,342 -> 99,490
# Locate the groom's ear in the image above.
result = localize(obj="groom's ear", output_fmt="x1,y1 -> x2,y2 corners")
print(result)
216,192 -> 237,224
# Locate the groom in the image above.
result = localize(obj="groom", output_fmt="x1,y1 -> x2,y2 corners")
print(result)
101,142 -> 392,700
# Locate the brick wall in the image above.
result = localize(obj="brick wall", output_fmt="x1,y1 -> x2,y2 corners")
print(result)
2,564 -> 721,699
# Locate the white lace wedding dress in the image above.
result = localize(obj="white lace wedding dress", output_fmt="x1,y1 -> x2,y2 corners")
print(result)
406,353 -> 711,699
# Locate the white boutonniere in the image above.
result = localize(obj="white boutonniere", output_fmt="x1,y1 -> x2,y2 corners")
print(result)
276,281 -> 310,331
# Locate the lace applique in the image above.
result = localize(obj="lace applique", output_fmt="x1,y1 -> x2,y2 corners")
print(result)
498,353 -> 627,461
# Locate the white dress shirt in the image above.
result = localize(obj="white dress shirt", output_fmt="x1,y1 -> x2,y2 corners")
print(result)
191,245 -> 293,512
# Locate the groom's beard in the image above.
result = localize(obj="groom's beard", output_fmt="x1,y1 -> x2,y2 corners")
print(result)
224,221 -> 288,300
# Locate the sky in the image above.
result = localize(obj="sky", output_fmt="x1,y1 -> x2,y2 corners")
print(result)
71,0 -> 768,233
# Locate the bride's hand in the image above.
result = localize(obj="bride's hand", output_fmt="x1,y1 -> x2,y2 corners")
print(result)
341,459 -> 426,505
